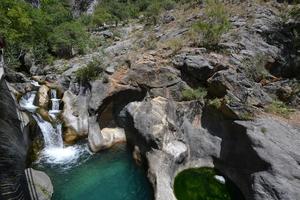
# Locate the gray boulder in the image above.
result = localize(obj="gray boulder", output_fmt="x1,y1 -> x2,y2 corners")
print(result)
124,96 -> 300,200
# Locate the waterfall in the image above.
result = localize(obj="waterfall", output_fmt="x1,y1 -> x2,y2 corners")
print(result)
32,114 -> 63,148
19,91 -> 38,112
20,89 -> 87,166
49,89 -> 61,116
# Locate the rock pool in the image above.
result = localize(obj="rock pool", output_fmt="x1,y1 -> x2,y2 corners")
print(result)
34,144 -> 153,200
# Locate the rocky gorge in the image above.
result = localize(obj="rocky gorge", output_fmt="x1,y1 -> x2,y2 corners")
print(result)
0,0 -> 300,200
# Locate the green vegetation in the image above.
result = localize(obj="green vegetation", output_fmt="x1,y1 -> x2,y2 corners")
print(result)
243,54 -> 270,82
0,0 -> 88,68
265,100 -> 294,118
48,22 -> 88,58
87,0 -> 193,27
0,0 -> 196,69
75,59 -> 104,83
190,0 -> 230,49
208,98 -> 222,109
182,87 -> 207,101
174,167 -> 245,200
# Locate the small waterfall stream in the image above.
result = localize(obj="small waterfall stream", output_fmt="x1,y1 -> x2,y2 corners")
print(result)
20,88 -> 87,167
49,89 -> 61,116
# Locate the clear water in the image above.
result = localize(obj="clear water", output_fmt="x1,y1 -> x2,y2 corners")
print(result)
34,144 -> 154,200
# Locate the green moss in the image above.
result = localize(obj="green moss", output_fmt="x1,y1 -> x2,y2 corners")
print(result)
174,168 -> 245,200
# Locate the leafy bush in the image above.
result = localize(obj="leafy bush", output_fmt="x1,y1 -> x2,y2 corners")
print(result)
75,59 -> 104,83
191,0 -> 230,49
265,100 -> 294,118
48,21 -> 88,58
182,87 -> 207,101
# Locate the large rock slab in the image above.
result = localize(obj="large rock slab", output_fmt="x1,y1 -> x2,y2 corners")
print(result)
62,90 -> 90,138
25,168 -> 53,200
37,85 -> 50,109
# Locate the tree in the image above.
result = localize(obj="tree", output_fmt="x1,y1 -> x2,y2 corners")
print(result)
48,21 -> 88,58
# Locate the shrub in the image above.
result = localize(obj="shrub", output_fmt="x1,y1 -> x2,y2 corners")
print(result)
208,98 -> 222,109
191,0 -> 230,49
265,100 -> 294,118
144,1 -> 162,25
75,59 -> 104,83
243,54 -> 269,82
48,21 -> 88,58
164,38 -> 185,54
182,87 -> 207,101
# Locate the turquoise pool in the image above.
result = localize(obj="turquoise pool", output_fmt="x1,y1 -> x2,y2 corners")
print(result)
34,144 -> 153,200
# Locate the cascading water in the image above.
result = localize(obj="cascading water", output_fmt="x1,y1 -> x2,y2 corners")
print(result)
19,91 -> 38,112
32,114 -> 63,148
49,89 -> 61,116
20,89 -> 88,168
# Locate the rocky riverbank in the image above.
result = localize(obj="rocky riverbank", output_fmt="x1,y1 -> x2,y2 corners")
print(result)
0,1 -> 299,200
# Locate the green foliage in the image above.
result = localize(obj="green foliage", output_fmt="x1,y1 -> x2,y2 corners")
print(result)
182,87 -> 207,101
48,22 -> 88,58
208,98 -> 222,109
265,100 -> 294,118
191,0 -> 230,49
0,0 -> 89,68
90,0 -> 186,27
75,59 -> 104,83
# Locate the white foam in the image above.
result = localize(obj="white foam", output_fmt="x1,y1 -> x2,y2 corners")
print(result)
19,91 -> 38,112
39,145 -> 88,166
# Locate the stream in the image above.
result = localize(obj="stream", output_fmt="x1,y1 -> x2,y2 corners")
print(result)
19,87 -> 153,200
